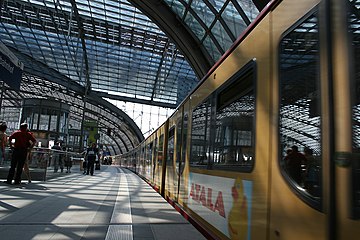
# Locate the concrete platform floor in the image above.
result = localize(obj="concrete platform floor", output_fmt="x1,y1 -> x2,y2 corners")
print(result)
0,166 -> 206,240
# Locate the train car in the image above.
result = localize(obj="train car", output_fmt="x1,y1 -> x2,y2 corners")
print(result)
121,0 -> 360,239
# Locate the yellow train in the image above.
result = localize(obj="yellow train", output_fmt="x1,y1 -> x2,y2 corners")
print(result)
120,0 -> 360,239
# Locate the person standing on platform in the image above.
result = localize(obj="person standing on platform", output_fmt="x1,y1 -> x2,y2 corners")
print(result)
6,123 -> 36,185
52,141 -> 63,173
85,142 -> 99,176
0,122 -> 8,165
63,146 -> 72,173
23,129 -> 35,183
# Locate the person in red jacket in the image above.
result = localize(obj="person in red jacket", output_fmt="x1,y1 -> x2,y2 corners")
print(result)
6,123 -> 36,185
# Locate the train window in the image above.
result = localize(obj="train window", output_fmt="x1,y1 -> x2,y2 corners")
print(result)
190,99 -> 212,168
213,64 -> 255,172
182,113 -> 188,167
140,146 -> 145,175
167,127 -> 175,166
158,134 -> 164,165
349,0 -> 360,219
279,10 -> 322,206
133,152 -> 137,172
153,138 -> 158,177
190,61 -> 255,172
176,116 -> 186,175
146,142 -> 153,179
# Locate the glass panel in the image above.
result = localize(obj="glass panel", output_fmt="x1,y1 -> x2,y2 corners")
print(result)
153,138 -> 158,180
154,134 -> 164,185
350,0 -> 360,219
146,142 -> 153,180
166,127 -> 177,198
190,101 -> 211,168
212,20 -> 233,52
181,114 -> 188,171
176,118 -> 183,175
190,0 -> 215,28
164,0 -> 186,17
210,0 -> 227,12
190,62 -> 255,172
184,11 -> 206,41
49,110 -> 58,132
59,113 -> 68,134
203,35 -> 222,61
1,0 -> 197,107
32,112 -> 39,130
39,109 -> 50,131
213,66 -> 255,171
222,1 -> 248,38
279,11 -> 321,204
68,135 -> 74,145
139,146 -> 145,175
167,128 -> 175,165
158,134 -> 164,165
236,0 -> 259,21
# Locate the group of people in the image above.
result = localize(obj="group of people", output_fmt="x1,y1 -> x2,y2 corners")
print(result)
284,145 -> 320,195
1,121 -> 102,185
51,142 -> 72,173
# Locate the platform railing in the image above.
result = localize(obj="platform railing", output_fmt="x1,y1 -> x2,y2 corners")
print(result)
0,147 -> 84,181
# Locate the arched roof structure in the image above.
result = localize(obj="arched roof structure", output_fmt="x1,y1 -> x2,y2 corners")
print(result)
0,0 -> 270,154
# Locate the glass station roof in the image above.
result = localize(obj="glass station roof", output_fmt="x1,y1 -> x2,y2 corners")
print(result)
163,0 -> 263,60
0,0 -> 270,154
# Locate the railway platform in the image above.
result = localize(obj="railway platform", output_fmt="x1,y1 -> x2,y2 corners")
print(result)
0,166 -> 206,240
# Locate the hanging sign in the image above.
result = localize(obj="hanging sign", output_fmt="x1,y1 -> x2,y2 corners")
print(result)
0,42 -> 24,90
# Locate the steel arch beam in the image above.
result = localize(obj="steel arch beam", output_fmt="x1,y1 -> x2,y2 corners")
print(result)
129,0 -> 212,80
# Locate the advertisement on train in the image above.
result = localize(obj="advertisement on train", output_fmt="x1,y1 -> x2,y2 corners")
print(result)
187,173 -> 252,239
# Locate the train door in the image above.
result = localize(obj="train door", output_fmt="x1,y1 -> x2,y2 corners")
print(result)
271,0 -> 360,239
152,125 -> 167,195
269,0 -> 327,239
332,0 -> 360,239
152,137 -> 157,185
144,141 -> 153,182
160,122 -> 169,197
164,125 -> 175,199
154,133 -> 163,190
139,144 -> 145,176
177,103 -> 190,205
162,110 -> 186,202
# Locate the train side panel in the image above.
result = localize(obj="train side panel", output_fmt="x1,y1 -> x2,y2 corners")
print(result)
120,1 -> 360,239
332,0 -> 360,238
269,0 -> 327,240
172,9 -> 272,239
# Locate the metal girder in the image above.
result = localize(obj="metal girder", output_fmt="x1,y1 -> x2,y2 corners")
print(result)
8,48 -> 144,154
94,91 -> 177,109
128,0 -> 212,80
69,0 -> 89,87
